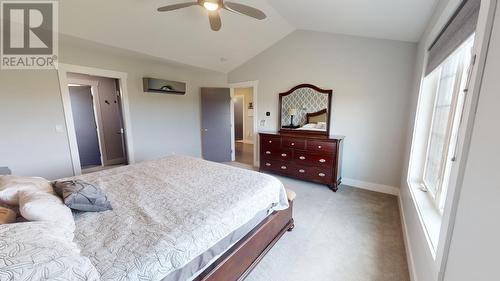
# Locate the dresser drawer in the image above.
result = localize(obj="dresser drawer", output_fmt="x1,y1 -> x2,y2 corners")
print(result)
260,135 -> 281,147
309,166 -> 333,184
261,147 -> 292,161
282,137 -> 306,150
293,151 -> 334,167
261,160 -> 293,174
307,140 -> 336,154
288,164 -> 333,184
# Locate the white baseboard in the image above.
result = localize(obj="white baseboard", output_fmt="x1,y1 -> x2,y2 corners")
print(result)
342,178 -> 400,196
242,140 -> 254,144
399,195 -> 418,281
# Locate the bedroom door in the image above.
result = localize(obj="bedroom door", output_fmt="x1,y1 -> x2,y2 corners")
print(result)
201,88 -> 232,162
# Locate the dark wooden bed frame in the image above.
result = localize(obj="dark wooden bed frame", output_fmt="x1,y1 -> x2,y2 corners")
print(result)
194,200 -> 294,281
306,108 -> 328,124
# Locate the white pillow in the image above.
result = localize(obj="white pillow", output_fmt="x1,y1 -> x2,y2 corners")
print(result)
19,190 -> 75,231
0,175 -> 53,205
302,123 -> 317,129
316,122 -> 327,130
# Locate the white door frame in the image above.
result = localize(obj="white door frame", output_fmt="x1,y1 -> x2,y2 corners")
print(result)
229,81 -> 258,167
57,63 -> 135,176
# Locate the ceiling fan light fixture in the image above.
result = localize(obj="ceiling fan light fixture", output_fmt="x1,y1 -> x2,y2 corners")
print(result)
203,1 -> 219,11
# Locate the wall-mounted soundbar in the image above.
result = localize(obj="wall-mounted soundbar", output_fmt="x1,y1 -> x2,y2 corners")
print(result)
143,77 -> 186,95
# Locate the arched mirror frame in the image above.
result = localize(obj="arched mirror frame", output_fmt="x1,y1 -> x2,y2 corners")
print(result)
278,84 -> 333,136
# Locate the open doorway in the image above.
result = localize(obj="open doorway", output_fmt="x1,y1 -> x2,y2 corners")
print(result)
233,87 -> 254,166
200,82 -> 257,167
66,72 -> 128,174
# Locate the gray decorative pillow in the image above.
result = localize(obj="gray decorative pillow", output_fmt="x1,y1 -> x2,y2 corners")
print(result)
52,180 -> 112,212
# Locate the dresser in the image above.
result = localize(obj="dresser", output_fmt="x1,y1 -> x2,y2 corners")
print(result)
259,132 -> 344,191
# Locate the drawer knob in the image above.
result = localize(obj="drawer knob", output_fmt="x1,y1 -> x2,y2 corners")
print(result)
269,140 -> 273,143
265,151 -> 271,155
291,142 -> 295,146
318,173 -> 326,177
281,153 -> 287,157
299,156 -> 306,160
299,169 -> 305,173
318,145 -> 322,149
265,163 -> 271,167
281,166 -> 287,170
319,159 -> 326,163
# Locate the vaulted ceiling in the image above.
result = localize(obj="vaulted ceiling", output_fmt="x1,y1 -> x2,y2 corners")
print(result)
59,0 -> 437,73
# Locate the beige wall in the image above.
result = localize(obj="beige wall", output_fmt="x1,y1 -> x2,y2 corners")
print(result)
228,30 -> 417,188
0,36 -> 226,179
234,87 -> 254,144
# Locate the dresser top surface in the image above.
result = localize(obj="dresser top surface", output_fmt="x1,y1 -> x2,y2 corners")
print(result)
259,131 -> 345,140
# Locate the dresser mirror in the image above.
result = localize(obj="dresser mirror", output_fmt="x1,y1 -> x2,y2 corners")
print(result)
279,84 -> 332,135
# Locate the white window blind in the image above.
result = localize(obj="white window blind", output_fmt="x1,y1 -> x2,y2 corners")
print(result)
426,0 -> 480,75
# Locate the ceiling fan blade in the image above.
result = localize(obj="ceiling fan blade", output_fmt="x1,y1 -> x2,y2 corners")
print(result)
208,11 -> 222,31
223,2 -> 266,20
157,2 -> 198,12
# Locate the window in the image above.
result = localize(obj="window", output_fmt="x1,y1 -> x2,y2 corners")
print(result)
417,37 -> 475,212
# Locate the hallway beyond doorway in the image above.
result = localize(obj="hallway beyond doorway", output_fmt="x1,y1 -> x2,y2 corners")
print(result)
235,142 -> 253,166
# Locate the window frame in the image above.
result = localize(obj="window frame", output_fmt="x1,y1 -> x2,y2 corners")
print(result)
421,37 -> 474,212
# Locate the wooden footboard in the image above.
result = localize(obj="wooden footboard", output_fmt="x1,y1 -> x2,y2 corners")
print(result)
195,200 -> 294,281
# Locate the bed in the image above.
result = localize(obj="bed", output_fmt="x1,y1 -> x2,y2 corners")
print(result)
66,155 -> 293,281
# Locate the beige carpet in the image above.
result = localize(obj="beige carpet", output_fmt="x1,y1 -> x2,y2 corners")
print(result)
228,163 -> 410,281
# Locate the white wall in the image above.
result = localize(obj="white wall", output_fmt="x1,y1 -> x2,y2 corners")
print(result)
0,35 -> 226,179
442,1 -> 500,279
228,30 -> 417,188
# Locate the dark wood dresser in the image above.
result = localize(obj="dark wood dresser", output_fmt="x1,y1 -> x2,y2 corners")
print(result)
259,132 -> 344,191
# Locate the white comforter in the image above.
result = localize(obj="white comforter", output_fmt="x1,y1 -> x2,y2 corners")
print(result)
0,221 -> 100,281
70,155 -> 288,281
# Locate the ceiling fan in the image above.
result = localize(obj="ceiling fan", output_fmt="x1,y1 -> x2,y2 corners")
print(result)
157,0 -> 266,31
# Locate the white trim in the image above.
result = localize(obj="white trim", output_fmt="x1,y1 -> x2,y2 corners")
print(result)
342,178 -> 400,196
229,81 -> 259,167
57,63 -> 135,176
399,195 -> 419,281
